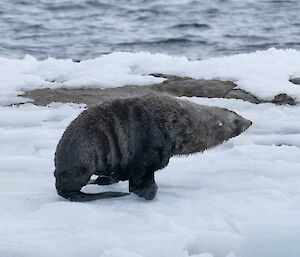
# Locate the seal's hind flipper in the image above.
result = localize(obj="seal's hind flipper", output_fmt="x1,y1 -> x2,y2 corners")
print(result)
58,191 -> 130,202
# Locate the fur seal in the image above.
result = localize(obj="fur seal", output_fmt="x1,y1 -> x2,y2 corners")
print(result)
54,95 -> 252,201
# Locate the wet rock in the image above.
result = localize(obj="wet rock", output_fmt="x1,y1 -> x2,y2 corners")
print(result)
150,77 -> 236,98
224,89 -> 262,104
289,77 -> 300,85
271,93 -> 296,106
20,74 -> 297,107
21,76 -> 238,107
21,86 -> 159,108
150,73 -> 192,81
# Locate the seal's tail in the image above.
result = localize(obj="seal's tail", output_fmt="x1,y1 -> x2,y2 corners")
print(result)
57,190 -> 130,202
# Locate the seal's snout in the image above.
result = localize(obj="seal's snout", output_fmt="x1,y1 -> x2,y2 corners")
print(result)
233,118 -> 252,135
244,119 -> 252,130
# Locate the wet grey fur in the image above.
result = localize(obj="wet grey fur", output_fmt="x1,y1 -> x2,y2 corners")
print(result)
54,95 -> 252,201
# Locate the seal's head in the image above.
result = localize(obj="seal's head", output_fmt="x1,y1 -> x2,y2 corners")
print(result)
209,108 -> 252,146
175,102 -> 252,155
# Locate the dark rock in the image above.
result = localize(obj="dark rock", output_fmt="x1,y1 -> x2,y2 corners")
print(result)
150,78 -> 236,98
21,76 -> 238,107
19,74 -> 297,107
150,73 -> 192,81
21,86 -> 160,108
271,93 -> 296,106
224,89 -> 262,104
289,77 -> 300,85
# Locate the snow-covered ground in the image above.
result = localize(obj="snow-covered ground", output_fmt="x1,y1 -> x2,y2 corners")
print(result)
1,48 -> 300,106
1,49 -> 300,257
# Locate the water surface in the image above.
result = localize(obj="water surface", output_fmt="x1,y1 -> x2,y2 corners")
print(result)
0,0 -> 299,60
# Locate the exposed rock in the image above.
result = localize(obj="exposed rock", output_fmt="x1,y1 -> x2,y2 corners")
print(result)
150,73 -> 190,81
224,89 -> 262,104
150,78 -> 236,98
21,86 -> 159,108
19,74 -> 297,107
271,93 -> 296,106
151,73 -> 237,97
289,77 -> 300,85
21,75 -> 238,107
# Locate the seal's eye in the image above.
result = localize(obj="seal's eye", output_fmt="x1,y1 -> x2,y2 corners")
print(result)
217,121 -> 223,127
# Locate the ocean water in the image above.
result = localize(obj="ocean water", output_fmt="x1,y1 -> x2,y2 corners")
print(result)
0,0 -> 300,60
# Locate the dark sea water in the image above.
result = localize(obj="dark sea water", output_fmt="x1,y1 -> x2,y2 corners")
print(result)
0,0 -> 300,60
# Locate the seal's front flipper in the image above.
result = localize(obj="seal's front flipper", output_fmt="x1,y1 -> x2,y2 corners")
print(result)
129,171 -> 158,200
131,182 -> 158,200
58,191 -> 130,202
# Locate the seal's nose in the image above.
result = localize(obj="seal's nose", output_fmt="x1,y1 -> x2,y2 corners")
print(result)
234,118 -> 252,135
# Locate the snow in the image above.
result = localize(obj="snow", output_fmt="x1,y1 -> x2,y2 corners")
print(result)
1,50 -> 300,257
1,48 -> 300,105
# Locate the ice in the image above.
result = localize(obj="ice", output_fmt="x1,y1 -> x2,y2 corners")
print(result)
240,225 -> 300,257
0,98 -> 299,256
1,50 -> 300,256
1,48 -> 300,105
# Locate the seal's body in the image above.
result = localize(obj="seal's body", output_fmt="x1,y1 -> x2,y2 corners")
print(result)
54,95 -> 251,201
